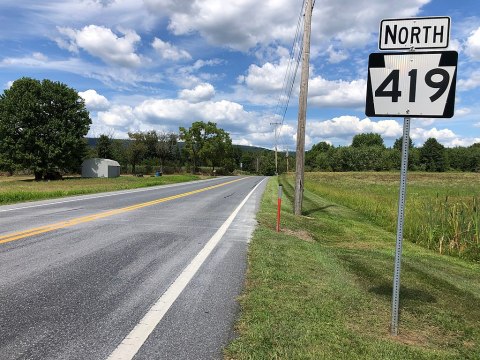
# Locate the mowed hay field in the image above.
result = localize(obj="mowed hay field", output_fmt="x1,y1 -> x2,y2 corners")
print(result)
0,174 -> 201,205
226,173 -> 480,360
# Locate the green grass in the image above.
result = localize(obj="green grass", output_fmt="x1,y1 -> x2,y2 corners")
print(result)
303,172 -> 480,261
0,174 -> 203,205
225,174 -> 480,359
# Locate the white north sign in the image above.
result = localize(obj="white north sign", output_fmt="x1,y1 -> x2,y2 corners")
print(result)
379,17 -> 450,50
365,51 -> 458,118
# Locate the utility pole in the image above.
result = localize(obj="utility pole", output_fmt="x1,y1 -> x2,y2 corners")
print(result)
286,148 -> 289,173
270,121 -> 281,175
294,0 -> 313,216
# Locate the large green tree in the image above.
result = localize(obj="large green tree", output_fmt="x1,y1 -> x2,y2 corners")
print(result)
393,136 -> 414,150
142,130 -> 159,159
155,132 -> 178,172
96,134 -> 114,159
126,132 -> 147,174
179,121 -> 234,173
199,123 -> 233,172
420,137 -> 446,172
393,136 -> 419,170
0,77 -> 91,180
306,141 -> 333,170
351,133 -> 385,148
179,122 -> 203,173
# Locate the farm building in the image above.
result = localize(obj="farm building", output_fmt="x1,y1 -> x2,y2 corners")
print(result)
81,158 -> 120,178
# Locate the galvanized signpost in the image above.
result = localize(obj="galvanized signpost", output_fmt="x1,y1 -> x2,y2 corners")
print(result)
365,16 -> 457,336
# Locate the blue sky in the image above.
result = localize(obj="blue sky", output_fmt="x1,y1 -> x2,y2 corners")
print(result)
0,0 -> 479,150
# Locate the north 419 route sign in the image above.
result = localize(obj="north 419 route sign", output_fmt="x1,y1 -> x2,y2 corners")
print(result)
365,51 -> 458,118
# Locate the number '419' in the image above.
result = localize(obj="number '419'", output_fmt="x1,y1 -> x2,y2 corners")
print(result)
374,68 -> 450,103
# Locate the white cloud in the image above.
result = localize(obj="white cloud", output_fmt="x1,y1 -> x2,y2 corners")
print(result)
236,56 -> 366,108
446,137 -> 480,147
0,55 -> 161,87
2,56 -> 46,67
90,96 -> 285,147
142,0 -> 430,53
32,52 -> 48,61
303,116 -> 480,148
55,27 -> 80,53
309,76 -> 366,108
457,71 -> 480,91
326,45 -> 348,64
167,59 -> 224,88
9,1 -> 156,41
415,118 -> 435,127
309,116 -> 403,139
56,25 -> 142,67
233,56 -> 297,106
79,89 -> 110,111
7,0 -> 431,56
411,127 -> 456,143
98,104 -> 136,127
191,59 -> 223,70
240,58 -> 291,93
233,138 -> 252,146
127,98 -> 257,134
178,83 -> 215,103
163,0 -> 299,51
465,27 -> 480,60
152,37 -> 191,61
409,127 -> 480,147
312,0 -> 430,49
455,108 -> 471,117
236,121 -> 296,149
411,127 -> 480,147
447,38 -> 462,52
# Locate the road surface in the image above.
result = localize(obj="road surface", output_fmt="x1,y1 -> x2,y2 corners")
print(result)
0,176 -> 267,359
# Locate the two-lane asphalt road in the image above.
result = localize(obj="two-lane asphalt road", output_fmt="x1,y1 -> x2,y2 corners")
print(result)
0,176 -> 267,359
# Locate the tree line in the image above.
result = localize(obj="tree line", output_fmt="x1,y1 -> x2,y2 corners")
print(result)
0,77 -> 291,178
0,77 -> 253,178
89,124 -> 283,176
90,121 -> 242,175
305,133 -> 480,172
3,78 -> 478,179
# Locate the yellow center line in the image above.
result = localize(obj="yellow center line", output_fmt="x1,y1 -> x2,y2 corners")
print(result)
0,177 -> 246,245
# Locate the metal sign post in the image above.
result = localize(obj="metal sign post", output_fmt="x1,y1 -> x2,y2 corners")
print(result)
365,16 -> 456,336
391,116 -> 411,336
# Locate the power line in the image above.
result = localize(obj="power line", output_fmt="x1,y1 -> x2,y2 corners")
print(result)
272,0 -> 305,120
277,0 -> 316,159
270,0 -> 306,154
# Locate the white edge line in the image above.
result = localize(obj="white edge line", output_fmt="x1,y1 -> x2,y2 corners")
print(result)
106,177 -> 266,360
0,177 -> 229,213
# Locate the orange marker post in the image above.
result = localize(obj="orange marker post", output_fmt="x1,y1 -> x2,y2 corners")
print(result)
277,185 -> 283,232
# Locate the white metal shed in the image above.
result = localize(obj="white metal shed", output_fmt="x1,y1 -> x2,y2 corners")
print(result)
81,158 -> 120,178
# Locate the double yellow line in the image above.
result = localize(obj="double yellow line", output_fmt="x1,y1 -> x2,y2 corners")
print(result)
0,177 -> 245,245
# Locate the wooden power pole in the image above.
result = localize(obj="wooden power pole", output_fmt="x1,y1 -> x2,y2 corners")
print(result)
294,0 -> 313,216
286,148 -> 289,173
270,121 -> 281,175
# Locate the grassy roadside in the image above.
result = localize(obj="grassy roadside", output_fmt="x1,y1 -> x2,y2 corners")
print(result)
225,175 -> 480,359
303,172 -> 480,261
0,174 -> 203,205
